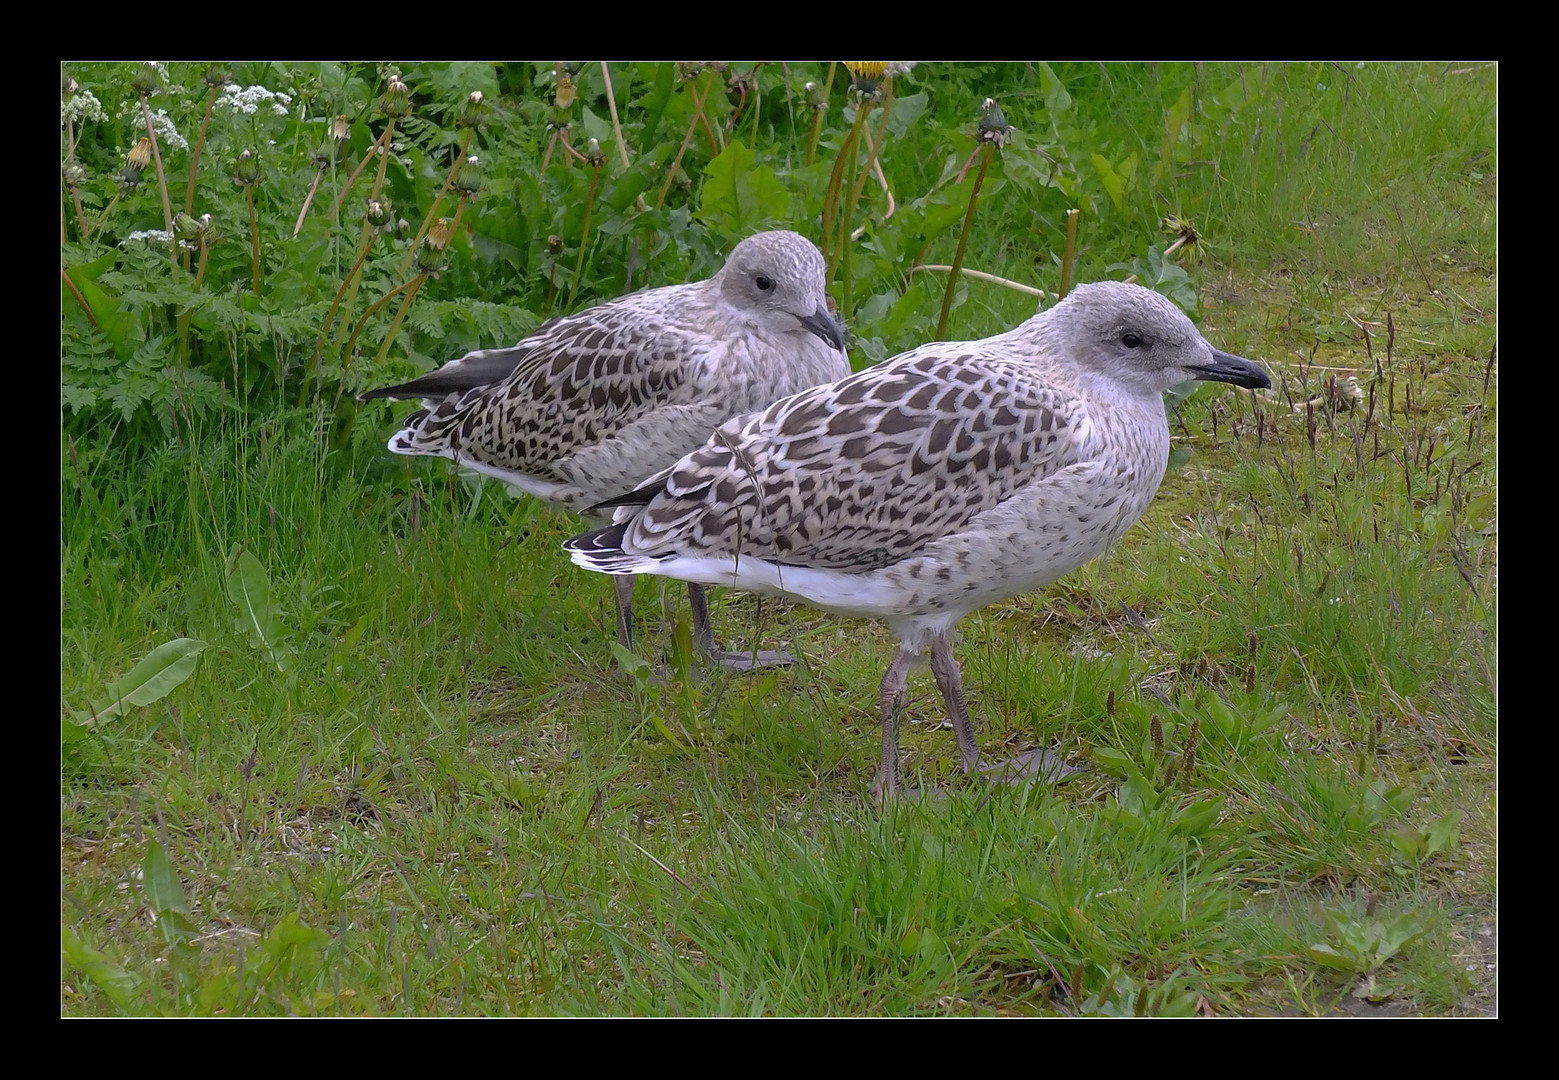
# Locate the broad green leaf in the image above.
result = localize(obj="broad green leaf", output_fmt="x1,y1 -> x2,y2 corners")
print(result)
580,104 -> 614,148
635,61 -> 676,148
1092,152 -> 1138,215
1157,86 -> 1194,182
226,545 -> 275,645
602,140 -> 672,214
695,142 -> 790,242
61,927 -> 141,1007
1038,63 -> 1072,117
1305,943 -> 1363,972
1172,798 -> 1222,838
79,638 -> 206,725
610,640 -> 653,683
1092,747 -> 1137,776
1425,810 -> 1462,857
225,544 -> 292,670
333,614 -> 369,672
63,265 -> 134,348
651,713 -> 688,751
884,92 -> 929,139
141,841 -> 188,916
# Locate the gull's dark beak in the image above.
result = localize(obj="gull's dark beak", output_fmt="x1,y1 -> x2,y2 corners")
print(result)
798,306 -> 846,352
1190,349 -> 1271,390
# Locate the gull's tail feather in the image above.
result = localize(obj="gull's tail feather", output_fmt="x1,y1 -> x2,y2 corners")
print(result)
564,523 -> 669,574
387,403 -> 461,457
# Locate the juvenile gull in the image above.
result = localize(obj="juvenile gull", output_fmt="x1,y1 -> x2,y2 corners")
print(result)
361,230 -> 848,669
565,282 -> 1270,798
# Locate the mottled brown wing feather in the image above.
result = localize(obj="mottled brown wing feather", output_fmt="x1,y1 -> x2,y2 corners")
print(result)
395,292 -> 712,481
622,352 -> 1089,571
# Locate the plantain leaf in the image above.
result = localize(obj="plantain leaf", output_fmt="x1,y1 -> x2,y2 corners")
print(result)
61,927 -> 142,1007
78,638 -> 206,725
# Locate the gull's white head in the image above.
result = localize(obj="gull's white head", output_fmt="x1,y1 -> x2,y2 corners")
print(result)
715,230 -> 845,352
1041,281 -> 1270,397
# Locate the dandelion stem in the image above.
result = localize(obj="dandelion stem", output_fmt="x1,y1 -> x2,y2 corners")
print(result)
184,85 -> 217,217
838,84 -> 893,320
64,182 -> 88,243
953,146 -> 982,185
821,110 -> 865,282
193,235 -> 211,291
331,272 -> 429,417
61,268 -> 97,327
63,118 -> 89,240
338,121 -> 399,354
746,70 -> 763,147
400,129 -> 472,277
342,275 -> 424,365
448,192 -> 470,236
910,264 -> 1052,298
567,162 -> 601,311
600,62 -> 648,214
1058,208 -> 1080,300
372,273 -> 430,368
849,126 -> 896,238
310,234 -> 377,389
294,166 -> 325,237
935,143 -> 993,341
805,63 -> 837,167
333,123 -> 393,220
137,94 -> 176,259
656,107 -> 700,209
246,183 -> 261,295
180,90 -> 216,273
85,192 -> 121,244
541,127 -> 561,173
691,72 -> 719,156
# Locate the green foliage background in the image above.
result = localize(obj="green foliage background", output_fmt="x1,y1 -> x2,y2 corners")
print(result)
62,61 -> 1496,1016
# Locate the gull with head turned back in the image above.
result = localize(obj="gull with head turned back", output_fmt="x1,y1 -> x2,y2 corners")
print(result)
565,281 -> 1271,799
361,230 -> 848,670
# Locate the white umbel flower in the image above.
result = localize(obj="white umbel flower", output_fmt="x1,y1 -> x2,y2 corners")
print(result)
216,84 -> 295,117
62,88 -> 108,126
132,108 -> 188,151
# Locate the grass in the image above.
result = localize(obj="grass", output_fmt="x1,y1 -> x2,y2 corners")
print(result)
61,61 -> 1496,1016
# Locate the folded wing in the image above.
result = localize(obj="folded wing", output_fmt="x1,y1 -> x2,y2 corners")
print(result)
597,350 -> 1093,572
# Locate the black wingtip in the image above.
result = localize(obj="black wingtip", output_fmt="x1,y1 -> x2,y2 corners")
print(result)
582,478 -> 668,515
562,523 -> 629,555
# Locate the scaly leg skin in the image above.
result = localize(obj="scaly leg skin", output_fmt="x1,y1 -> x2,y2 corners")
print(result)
613,575 -> 637,650
930,631 -> 1069,788
687,583 -> 796,672
929,633 -> 982,775
870,647 -> 917,806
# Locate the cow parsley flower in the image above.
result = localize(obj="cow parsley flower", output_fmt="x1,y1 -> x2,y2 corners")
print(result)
216,84 -> 295,117
132,108 -> 188,152
122,229 -> 174,245
62,87 -> 108,126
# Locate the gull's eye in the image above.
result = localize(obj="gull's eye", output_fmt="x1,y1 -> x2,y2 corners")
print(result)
1121,332 -> 1143,349
755,275 -> 774,292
